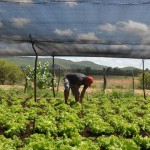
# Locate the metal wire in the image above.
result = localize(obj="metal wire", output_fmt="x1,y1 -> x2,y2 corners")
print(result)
1,0 -> 150,5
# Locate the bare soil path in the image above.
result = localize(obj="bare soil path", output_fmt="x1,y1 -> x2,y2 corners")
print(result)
0,85 -> 150,96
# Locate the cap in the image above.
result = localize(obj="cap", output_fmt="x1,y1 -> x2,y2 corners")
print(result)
86,76 -> 94,87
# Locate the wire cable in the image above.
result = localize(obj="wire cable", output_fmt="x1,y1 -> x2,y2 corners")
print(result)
1,0 -> 150,5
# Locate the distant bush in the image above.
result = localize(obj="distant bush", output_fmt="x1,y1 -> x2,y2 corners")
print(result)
138,72 -> 150,89
0,59 -> 24,85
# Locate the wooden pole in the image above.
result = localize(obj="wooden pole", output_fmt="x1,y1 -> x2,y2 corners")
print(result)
21,66 -> 28,93
29,34 -> 38,133
132,69 -> 135,94
142,59 -> 146,99
30,34 -> 38,103
57,67 -> 61,93
102,68 -> 107,93
52,55 -> 55,97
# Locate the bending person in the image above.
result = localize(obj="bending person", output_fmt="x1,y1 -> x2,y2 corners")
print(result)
64,73 -> 94,103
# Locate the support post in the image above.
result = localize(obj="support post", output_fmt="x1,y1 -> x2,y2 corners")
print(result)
102,68 -> 107,93
142,59 -> 146,99
29,34 -> 38,133
57,67 -> 61,93
52,55 -> 55,97
132,69 -> 134,94
21,66 -> 28,93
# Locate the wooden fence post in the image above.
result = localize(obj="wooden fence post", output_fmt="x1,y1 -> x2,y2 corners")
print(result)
29,34 -> 38,133
102,68 -> 107,93
142,59 -> 146,99
57,67 -> 61,93
52,55 -> 55,97
21,66 -> 28,93
132,69 -> 135,94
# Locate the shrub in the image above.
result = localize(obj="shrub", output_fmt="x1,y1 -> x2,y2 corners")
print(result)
138,72 -> 150,89
0,59 -> 23,85
25,62 -> 53,89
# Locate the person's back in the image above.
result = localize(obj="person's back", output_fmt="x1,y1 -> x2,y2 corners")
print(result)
66,73 -> 86,86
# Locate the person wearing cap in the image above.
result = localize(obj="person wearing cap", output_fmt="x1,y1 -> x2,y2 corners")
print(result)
64,73 -> 94,103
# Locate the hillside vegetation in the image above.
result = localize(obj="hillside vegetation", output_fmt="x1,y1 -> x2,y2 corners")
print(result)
0,56 -> 105,70
0,57 -> 142,77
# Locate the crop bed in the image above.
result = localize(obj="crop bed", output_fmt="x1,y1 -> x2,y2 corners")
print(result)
0,89 -> 149,149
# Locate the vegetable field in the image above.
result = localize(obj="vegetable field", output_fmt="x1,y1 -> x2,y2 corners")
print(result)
0,89 -> 149,150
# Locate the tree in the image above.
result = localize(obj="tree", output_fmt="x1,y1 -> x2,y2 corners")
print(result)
0,59 -> 23,85
112,67 -> 123,75
138,72 -> 150,89
85,67 -> 92,75
106,67 -> 113,74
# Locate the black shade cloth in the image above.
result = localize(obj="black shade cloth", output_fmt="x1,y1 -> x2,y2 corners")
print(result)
1,0 -> 150,58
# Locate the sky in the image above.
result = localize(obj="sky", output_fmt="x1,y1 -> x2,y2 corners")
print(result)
1,0 -> 150,62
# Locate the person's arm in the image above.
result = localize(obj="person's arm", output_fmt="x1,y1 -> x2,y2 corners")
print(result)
80,85 -> 88,103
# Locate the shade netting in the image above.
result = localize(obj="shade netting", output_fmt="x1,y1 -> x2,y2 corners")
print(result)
1,0 -> 150,58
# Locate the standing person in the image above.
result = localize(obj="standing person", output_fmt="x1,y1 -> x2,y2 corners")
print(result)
64,73 -> 94,103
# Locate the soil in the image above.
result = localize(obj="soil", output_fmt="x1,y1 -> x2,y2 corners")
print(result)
0,85 -> 150,95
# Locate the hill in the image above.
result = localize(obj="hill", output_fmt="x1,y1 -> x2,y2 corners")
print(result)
121,66 -> 140,71
0,56 -> 105,70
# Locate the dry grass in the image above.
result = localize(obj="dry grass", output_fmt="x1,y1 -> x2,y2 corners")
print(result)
0,75 -> 149,95
0,85 -> 24,90
92,75 -> 139,89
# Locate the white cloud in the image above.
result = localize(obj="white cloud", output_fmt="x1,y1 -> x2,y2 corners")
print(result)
0,22 -> 3,28
117,20 -> 149,36
12,18 -> 30,28
5,0 -> 32,3
57,0 -> 77,7
54,29 -> 73,36
65,2 -> 77,7
77,32 -> 99,41
98,23 -> 116,32
98,20 -> 149,35
98,20 -> 150,44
